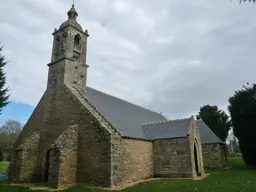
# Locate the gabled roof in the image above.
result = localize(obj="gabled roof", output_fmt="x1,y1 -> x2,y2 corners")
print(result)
142,118 -> 190,140
84,86 -> 225,144
196,120 -> 224,144
85,87 -> 167,140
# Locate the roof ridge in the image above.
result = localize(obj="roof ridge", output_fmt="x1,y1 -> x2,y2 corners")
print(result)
141,125 -> 153,139
86,86 -> 167,118
142,117 -> 191,126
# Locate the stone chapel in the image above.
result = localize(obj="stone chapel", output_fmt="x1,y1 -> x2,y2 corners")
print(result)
8,4 -> 227,189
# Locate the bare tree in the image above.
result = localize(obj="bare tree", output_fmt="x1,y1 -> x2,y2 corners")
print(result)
0,120 -> 22,153
1,120 -> 22,134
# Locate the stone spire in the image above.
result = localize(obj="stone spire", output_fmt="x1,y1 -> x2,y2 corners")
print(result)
59,1 -> 83,31
67,2 -> 78,20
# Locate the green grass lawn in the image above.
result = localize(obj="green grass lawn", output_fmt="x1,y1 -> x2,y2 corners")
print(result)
0,162 -> 9,174
1,157 -> 256,192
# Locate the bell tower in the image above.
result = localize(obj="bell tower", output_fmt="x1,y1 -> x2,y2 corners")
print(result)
47,3 -> 89,91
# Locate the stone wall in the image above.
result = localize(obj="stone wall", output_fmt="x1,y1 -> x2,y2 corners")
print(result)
76,115 -> 112,187
42,84 -> 114,187
72,86 -> 121,187
45,125 -> 78,188
202,143 -> 227,169
9,82 -> 117,187
12,92 -> 46,151
9,92 -> 46,182
8,150 -> 21,182
48,148 -> 60,187
112,138 -> 153,186
9,132 -> 41,183
153,138 -> 193,178
188,118 -> 204,177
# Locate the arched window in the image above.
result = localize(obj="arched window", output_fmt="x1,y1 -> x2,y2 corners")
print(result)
74,34 -> 81,50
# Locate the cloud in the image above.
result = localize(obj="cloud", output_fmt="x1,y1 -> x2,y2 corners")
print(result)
0,0 -> 256,121
112,0 -> 132,13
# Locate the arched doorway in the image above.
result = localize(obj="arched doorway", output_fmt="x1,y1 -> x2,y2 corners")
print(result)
43,150 -> 50,182
194,143 -> 199,176
194,139 -> 202,177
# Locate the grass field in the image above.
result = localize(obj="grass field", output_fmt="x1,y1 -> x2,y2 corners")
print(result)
0,157 -> 256,192
0,162 -> 8,174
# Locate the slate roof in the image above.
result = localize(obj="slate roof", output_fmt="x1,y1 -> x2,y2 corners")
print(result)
142,119 -> 190,140
85,87 -> 167,140
196,120 -> 224,144
84,86 -> 224,144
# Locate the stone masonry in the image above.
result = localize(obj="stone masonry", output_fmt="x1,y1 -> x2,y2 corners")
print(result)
188,118 -> 204,177
9,132 -> 41,183
112,138 -> 153,186
153,138 -> 192,177
46,125 -> 78,188
202,143 -> 228,169
153,118 -> 204,178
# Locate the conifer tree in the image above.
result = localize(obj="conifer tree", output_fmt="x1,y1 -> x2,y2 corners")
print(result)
0,45 -> 9,114
197,105 -> 232,142
228,83 -> 256,166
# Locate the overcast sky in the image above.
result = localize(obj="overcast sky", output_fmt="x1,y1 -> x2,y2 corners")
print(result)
0,0 -> 255,121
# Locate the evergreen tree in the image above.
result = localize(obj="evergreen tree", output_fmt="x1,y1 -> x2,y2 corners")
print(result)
197,105 -> 232,142
228,83 -> 256,166
0,45 -> 9,114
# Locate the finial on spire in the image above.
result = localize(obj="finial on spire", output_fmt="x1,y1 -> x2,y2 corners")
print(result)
68,0 -> 78,20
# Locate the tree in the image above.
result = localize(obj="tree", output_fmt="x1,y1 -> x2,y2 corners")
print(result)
228,83 -> 256,166
0,45 -> 9,114
1,120 -> 22,135
0,120 -> 22,153
197,105 -> 232,142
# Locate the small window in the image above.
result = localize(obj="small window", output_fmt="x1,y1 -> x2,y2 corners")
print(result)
74,34 -> 81,50
55,36 -> 61,57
